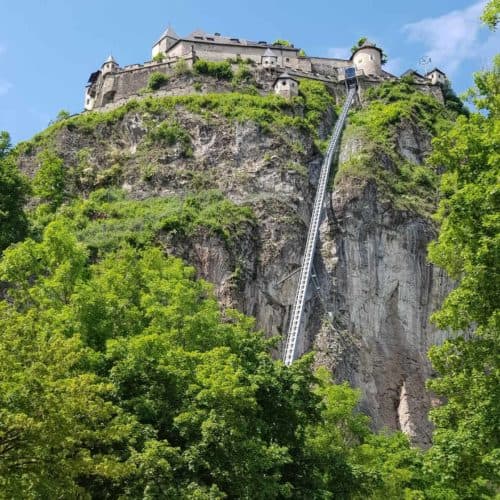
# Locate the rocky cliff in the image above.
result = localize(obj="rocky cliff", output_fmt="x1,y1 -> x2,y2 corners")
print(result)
16,77 -> 453,445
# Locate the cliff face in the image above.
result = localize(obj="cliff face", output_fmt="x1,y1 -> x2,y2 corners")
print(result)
17,82 -> 451,445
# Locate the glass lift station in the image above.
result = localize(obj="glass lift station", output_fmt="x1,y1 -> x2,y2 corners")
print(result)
282,67 -> 358,366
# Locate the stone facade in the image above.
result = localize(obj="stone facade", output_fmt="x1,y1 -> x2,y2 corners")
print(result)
274,72 -> 299,98
425,68 -> 448,86
84,27 -> 447,110
351,40 -> 383,76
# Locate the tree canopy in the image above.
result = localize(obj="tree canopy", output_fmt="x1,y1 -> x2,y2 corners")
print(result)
424,54 -> 500,500
0,131 -> 29,252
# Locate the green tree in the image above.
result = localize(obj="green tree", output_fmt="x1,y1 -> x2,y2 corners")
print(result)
152,52 -> 165,62
2,215 -> 390,498
481,0 -> 500,29
32,149 -> 66,209
442,81 -> 470,116
272,39 -> 292,46
0,223 -> 141,497
424,55 -> 500,499
55,109 -> 70,122
0,131 -> 29,252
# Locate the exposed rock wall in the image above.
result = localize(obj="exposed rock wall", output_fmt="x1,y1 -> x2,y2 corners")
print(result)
17,92 -> 450,445
314,181 -> 450,445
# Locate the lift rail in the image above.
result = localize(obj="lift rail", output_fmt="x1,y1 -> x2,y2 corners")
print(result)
283,82 -> 357,366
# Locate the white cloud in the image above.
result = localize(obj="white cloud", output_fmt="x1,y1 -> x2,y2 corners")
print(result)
384,57 -> 403,76
403,1 -> 499,75
327,47 -> 350,59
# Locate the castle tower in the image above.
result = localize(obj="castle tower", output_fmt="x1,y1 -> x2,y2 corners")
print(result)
425,68 -> 447,86
274,72 -> 299,99
351,39 -> 382,76
262,48 -> 278,68
101,55 -> 119,75
152,25 -> 179,58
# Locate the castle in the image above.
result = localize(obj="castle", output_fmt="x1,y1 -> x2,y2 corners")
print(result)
84,26 -> 447,110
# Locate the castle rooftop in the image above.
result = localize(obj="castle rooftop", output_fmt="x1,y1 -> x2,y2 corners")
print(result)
163,29 -> 300,52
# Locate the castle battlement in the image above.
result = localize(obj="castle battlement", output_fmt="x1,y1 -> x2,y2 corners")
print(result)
85,27 -> 447,111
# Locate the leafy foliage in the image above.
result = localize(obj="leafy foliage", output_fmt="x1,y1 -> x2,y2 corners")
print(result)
481,0 -> 500,29
193,59 -> 233,80
0,213 -> 404,497
350,37 -> 368,54
335,80 -> 451,215
298,79 -> 336,131
272,39 -> 292,47
52,188 -> 255,254
32,149 -> 66,209
54,109 -> 71,122
0,132 -> 29,252
173,58 -> 192,76
442,81 -> 470,116
147,71 -> 169,91
232,63 -> 253,85
3,13 -> 497,493
152,52 -> 165,62
146,120 -> 192,156
424,54 -> 500,499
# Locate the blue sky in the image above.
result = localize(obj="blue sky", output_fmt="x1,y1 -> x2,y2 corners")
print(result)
0,0 -> 497,143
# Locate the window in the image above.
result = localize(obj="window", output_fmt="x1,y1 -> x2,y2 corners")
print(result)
357,58 -> 363,64
369,55 -> 374,61
282,81 -> 286,86
286,58 -> 290,62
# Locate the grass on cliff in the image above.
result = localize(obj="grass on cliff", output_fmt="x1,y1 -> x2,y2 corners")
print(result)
350,80 -> 453,145
16,80 -> 335,158
31,188 -> 255,255
334,80 -> 456,216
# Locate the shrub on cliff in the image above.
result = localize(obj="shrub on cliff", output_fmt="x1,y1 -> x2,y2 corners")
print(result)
152,52 -> 165,62
173,58 -> 192,76
147,71 -> 169,91
193,59 -> 233,80
32,149 -> 66,209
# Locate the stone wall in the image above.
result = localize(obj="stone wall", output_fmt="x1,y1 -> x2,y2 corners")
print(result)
168,40 -> 300,68
310,57 -> 351,77
94,57 -> 194,107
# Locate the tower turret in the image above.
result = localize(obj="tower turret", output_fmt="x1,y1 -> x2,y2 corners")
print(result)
101,55 -> 119,75
262,47 -> 278,68
274,72 -> 299,98
425,68 -> 447,86
152,25 -> 179,58
351,39 -> 382,76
